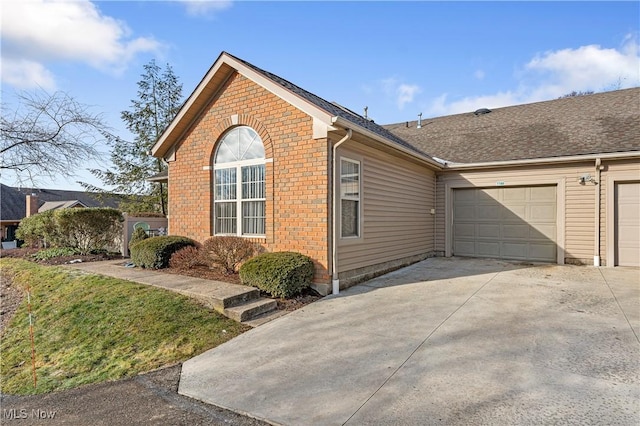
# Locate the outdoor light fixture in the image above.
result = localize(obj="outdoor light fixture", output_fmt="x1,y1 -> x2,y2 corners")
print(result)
578,174 -> 596,184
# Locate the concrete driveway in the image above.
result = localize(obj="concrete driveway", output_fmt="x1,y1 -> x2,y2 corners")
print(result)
179,257 -> 640,425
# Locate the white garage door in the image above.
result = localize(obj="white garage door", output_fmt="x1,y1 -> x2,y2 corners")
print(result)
453,186 -> 557,262
615,182 -> 640,267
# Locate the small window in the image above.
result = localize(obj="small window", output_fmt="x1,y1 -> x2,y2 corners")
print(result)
340,158 -> 360,238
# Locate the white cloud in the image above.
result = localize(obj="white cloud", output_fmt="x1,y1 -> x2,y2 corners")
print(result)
1,59 -> 56,91
176,0 -> 233,17
1,0 -> 162,89
427,35 -> 640,117
396,84 -> 421,109
380,77 -> 422,110
474,69 -> 485,80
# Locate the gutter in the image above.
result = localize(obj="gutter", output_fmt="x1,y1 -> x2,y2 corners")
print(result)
594,158 -> 602,267
331,129 -> 352,295
443,151 -> 640,170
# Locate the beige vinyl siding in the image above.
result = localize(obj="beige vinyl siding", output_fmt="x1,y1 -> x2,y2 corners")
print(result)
337,140 -> 435,273
437,162 -> 598,264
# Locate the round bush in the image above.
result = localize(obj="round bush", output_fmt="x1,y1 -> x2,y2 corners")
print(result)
239,251 -> 314,298
130,235 -> 197,269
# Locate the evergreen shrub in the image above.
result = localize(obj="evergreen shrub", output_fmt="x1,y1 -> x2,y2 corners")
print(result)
130,235 -> 197,269
239,251 -> 314,298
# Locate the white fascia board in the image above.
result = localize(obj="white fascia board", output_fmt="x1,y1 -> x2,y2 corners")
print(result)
443,151 -> 640,170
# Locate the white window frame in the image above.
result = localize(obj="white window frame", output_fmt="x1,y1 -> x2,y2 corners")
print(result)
340,157 -> 361,239
214,158 -> 266,237
213,126 -> 266,237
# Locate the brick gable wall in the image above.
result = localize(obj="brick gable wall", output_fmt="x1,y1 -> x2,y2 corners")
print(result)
168,72 -> 331,283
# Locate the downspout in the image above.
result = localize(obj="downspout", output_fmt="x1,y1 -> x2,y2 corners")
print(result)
594,158 -> 602,267
332,129 -> 352,295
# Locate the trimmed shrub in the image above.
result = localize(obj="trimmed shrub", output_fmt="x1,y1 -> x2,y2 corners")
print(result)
201,236 -> 258,274
129,227 -> 149,249
169,246 -> 205,269
239,251 -> 314,298
55,208 -> 124,255
15,210 -> 61,248
16,208 -> 123,253
130,235 -> 197,269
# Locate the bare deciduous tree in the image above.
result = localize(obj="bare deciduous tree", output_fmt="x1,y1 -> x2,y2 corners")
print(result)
1,89 -> 110,185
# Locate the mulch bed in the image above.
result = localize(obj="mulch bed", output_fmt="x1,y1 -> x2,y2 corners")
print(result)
1,249 -> 324,314
165,266 -> 323,311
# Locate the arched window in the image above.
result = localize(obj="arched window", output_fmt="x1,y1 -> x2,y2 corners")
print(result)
213,126 -> 266,236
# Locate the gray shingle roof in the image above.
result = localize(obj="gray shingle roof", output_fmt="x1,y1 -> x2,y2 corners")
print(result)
226,52 -> 426,156
0,184 -> 123,222
383,88 -> 640,163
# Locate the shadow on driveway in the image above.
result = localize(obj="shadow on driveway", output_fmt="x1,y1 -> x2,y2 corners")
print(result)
179,257 -> 640,425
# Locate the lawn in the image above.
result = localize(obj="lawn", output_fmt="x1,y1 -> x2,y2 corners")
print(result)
0,258 -> 249,395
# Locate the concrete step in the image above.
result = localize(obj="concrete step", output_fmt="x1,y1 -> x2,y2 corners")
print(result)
224,298 -> 277,323
243,309 -> 289,328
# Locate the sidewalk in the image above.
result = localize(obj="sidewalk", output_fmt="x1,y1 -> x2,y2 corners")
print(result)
65,260 -> 285,326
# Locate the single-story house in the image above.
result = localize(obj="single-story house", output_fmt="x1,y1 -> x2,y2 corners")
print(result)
151,52 -> 639,295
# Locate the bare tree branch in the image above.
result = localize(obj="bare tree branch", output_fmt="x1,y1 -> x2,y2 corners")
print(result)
0,89 -> 112,186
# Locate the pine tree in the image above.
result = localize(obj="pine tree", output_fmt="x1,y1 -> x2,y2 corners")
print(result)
88,60 -> 182,215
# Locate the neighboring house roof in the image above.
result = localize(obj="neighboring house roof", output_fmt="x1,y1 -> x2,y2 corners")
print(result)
384,88 -> 640,163
38,200 -> 86,212
0,184 -> 123,222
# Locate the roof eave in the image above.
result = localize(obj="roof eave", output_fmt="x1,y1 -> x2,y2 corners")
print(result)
331,116 -> 444,170
442,150 -> 640,170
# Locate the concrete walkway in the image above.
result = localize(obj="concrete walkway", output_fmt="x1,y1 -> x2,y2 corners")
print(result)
65,260 -> 285,326
179,257 -> 640,425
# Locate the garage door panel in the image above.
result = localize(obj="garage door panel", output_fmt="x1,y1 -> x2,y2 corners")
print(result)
477,188 -> 500,203
454,223 -> 475,238
477,205 -> 501,220
531,186 -> 556,201
501,242 -> 527,258
529,244 -> 557,261
453,240 -> 476,257
477,224 -> 500,238
503,224 -> 529,239
477,242 -> 501,257
531,204 -> 556,221
503,205 -> 526,221
616,182 -> 640,267
453,186 -> 557,262
454,208 -> 475,220
455,189 -> 476,203
532,224 -> 557,240
503,187 -> 527,202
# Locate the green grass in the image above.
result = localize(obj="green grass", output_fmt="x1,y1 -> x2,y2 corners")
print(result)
0,258 -> 249,395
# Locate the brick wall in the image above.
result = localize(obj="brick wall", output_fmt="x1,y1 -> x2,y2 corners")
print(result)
168,72 -> 331,283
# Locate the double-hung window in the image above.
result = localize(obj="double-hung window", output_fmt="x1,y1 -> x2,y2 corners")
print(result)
340,158 -> 360,238
214,126 -> 266,236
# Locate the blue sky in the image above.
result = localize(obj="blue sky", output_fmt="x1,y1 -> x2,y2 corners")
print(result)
2,1 -> 639,191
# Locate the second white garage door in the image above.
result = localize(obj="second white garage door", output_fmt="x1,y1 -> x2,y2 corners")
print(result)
453,186 -> 557,262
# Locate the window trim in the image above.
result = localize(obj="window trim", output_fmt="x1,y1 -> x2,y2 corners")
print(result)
339,157 -> 361,239
213,127 -> 266,237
